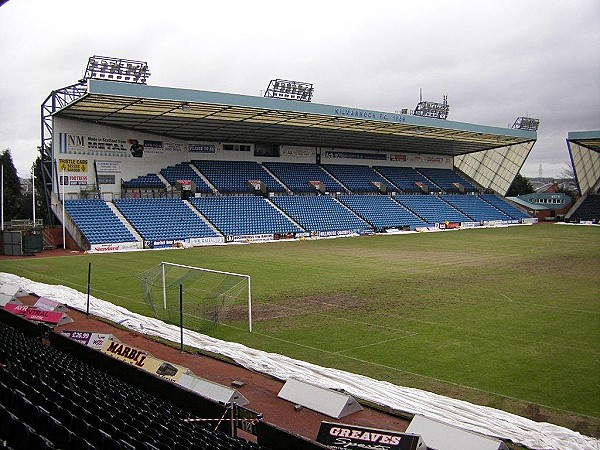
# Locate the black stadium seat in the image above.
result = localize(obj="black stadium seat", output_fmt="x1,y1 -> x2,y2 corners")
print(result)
0,403 -> 16,442
0,321 -> 267,450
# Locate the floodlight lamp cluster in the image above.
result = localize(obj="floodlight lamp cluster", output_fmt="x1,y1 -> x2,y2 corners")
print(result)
512,116 -> 539,131
413,95 -> 449,120
83,56 -> 151,84
264,79 -> 314,102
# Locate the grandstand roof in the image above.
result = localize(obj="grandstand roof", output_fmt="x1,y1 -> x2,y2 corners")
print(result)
54,79 -> 536,157
506,196 -> 552,211
567,130 -> 600,196
567,130 -> 600,152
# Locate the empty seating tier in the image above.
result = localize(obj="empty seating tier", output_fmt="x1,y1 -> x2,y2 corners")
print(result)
567,194 -> 600,222
191,196 -> 304,236
480,194 -> 530,220
271,195 -> 371,233
394,194 -> 471,224
374,166 -> 440,193
114,198 -> 219,242
122,173 -> 165,189
323,164 -> 395,193
441,195 -> 512,222
193,160 -> 286,194
337,195 -> 428,230
160,162 -> 213,193
263,162 -> 347,193
65,199 -> 136,245
417,168 -> 478,193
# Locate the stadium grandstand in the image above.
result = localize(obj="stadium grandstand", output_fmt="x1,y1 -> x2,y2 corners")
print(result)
2,54 -> 598,450
565,131 -> 600,223
36,56 -> 538,252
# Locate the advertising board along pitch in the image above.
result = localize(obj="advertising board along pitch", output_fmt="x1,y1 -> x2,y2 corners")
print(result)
316,421 -> 427,450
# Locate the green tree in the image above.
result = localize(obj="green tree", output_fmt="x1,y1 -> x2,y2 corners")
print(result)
15,158 -> 47,222
0,148 -> 24,221
32,156 -> 47,223
506,173 -> 535,197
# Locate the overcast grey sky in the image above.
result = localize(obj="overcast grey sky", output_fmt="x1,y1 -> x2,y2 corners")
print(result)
1,0 -> 598,179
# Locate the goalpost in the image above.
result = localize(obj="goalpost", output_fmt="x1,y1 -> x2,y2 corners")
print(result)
139,262 -> 252,333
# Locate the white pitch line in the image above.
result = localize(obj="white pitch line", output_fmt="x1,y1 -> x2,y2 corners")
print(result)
335,332 -> 419,354
397,283 -> 599,315
397,315 -> 599,355
240,327 -> 600,420
266,300 -> 597,357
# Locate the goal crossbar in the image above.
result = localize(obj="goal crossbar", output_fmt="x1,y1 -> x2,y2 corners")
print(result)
160,261 -> 253,332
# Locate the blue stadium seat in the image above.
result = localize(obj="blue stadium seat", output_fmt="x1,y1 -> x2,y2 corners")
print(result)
114,198 -> 220,242
374,166 -> 440,193
441,194 -> 511,222
263,162 -> 347,193
480,194 -> 530,220
417,168 -> 478,193
65,199 -> 137,245
193,160 -> 286,194
271,195 -> 371,232
0,322 -> 266,450
190,196 -> 304,237
394,194 -> 471,224
337,194 -> 428,230
571,194 -> 600,222
323,164 -> 395,193
160,162 -> 213,193
122,173 -> 165,189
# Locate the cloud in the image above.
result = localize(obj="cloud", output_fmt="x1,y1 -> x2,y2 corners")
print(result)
1,0 -> 598,178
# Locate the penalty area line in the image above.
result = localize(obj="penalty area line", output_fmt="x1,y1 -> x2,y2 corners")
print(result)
335,332 -> 419,354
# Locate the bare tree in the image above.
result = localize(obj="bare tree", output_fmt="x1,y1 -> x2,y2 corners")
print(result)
560,161 -> 575,180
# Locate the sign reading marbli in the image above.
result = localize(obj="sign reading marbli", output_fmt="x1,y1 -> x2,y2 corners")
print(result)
101,340 -> 149,367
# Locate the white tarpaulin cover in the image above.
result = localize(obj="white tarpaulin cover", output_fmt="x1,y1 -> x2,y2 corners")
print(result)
1,272 -> 597,450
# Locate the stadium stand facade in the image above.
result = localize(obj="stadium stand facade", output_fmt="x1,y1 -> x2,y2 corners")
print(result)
565,131 -> 600,223
39,75 -> 537,251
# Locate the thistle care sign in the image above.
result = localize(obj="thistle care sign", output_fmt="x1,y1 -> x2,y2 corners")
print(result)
316,422 -> 426,450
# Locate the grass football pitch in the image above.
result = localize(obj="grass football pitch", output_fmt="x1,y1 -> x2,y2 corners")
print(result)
1,224 -> 598,435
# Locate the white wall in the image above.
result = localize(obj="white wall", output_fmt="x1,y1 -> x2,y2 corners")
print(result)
52,117 -> 453,198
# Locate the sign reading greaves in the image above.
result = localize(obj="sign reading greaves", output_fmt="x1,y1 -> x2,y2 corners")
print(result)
316,422 -> 424,450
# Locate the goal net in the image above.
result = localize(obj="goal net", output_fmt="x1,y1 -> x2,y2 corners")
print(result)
138,262 -> 252,333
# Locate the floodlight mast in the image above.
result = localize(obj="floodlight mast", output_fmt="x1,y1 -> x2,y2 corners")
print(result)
512,116 -> 539,131
264,79 -> 314,102
413,94 -> 450,120
39,55 -> 150,226
82,56 -> 151,84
